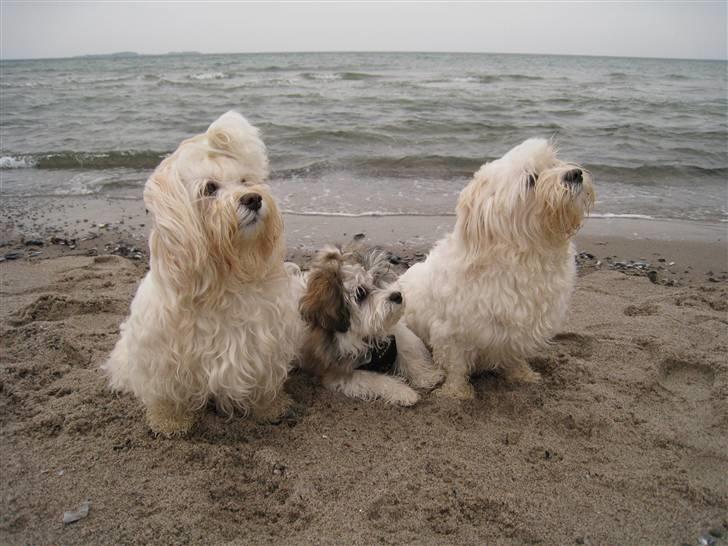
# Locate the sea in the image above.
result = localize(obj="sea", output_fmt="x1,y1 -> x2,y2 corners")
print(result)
1,51 -> 726,223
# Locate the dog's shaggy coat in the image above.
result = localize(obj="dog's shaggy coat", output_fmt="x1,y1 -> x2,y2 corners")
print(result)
400,138 -> 595,399
103,111 -> 300,435
296,245 -> 442,405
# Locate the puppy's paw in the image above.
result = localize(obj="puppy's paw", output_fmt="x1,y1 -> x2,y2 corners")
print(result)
434,381 -> 475,400
146,401 -> 195,438
389,385 -> 420,407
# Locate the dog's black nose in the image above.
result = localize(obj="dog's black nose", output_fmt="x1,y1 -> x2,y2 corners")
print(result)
240,193 -> 262,211
563,168 -> 583,185
388,291 -> 403,304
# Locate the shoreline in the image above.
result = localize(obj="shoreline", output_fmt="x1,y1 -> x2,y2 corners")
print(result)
2,195 -> 726,285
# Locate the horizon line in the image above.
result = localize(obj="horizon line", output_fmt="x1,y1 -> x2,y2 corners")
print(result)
1,49 -> 726,63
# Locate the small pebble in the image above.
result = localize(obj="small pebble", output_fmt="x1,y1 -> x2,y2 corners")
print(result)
3,252 -> 21,260
647,271 -> 658,284
709,528 -> 724,538
699,534 -> 716,546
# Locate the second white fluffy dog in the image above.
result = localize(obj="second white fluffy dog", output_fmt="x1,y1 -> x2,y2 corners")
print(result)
400,138 -> 595,399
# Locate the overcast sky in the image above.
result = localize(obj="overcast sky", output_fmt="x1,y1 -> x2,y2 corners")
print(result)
1,1 -> 726,61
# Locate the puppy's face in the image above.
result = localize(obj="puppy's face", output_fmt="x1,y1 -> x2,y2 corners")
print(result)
300,247 -> 403,350
144,111 -> 284,283
457,138 -> 595,251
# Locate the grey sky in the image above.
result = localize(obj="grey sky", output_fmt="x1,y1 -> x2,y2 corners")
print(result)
1,1 -> 726,61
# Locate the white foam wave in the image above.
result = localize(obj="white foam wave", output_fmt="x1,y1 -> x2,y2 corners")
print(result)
304,72 -> 340,81
189,72 -> 226,80
0,155 -> 36,169
590,213 -> 655,220
282,209 -> 455,218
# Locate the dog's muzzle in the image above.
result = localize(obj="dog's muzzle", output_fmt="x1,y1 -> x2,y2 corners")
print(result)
238,192 -> 263,227
388,291 -> 403,304
562,168 -> 583,191
240,193 -> 262,211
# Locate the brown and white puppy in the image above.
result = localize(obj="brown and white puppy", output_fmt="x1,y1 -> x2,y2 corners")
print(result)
296,245 -> 443,405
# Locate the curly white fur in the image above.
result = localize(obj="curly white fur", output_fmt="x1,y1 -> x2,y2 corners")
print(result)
102,111 -> 301,435
400,138 -> 595,399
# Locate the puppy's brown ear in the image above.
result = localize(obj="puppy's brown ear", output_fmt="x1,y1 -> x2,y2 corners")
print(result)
300,249 -> 350,333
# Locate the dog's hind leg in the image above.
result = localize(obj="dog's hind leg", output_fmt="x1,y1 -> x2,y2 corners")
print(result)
146,399 -> 196,437
501,358 -> 542,384
392,322 -> 443,390
323,370 -> 420,406
432,343 -> 475,400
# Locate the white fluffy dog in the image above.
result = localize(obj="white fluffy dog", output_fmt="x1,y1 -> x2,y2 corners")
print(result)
400,138 -> 595,399
295,245 -> 443,405
103,111 -> 301,435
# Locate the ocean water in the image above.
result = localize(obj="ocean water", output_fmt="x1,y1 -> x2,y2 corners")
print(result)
1,51 -> 726,222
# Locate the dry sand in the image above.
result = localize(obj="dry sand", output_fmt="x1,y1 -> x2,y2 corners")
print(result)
1,208 -> 727,545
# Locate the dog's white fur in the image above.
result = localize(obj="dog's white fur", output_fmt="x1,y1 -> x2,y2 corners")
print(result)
102,111 -> 301,435
400,138 -> 595,399
294,246 -> 443,406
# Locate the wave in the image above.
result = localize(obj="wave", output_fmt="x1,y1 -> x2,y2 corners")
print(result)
281,210 -> 456,218
590,213 -> 655,220
3,151 -> 726,186
189,72 -> 227,80
589,163 -> 728,181
300,71 -> 380,81
275,155 -> 481,179
0,151 -> 167,170
0,156 -> 36,168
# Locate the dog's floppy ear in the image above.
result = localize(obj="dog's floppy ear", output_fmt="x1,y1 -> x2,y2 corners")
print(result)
300,247 -> 350,333
456,170 -> 491,254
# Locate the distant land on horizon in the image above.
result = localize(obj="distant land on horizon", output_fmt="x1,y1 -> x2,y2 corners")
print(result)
74,51 -> 202,59
1,50 -> 725,62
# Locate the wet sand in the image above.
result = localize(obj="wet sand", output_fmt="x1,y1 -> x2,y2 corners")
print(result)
1,197 -> 727,545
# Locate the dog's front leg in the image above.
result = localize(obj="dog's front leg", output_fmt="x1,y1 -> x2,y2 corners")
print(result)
146,399 -> 196,437
251,390 -> 293,423
323,370 -> 420,406
392,322 -> 443,390
432,343 -> 475,400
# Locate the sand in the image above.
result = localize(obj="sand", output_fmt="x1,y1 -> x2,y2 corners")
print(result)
1,205 -> 727,545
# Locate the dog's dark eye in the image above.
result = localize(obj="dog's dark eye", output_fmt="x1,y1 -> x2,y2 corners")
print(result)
240,178 -> 247,184
203,181 -> 218,197
527,173 -> 537,188
355,286 -> 369,304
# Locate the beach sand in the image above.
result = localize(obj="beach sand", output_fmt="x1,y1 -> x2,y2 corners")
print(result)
1,200 -> 727,545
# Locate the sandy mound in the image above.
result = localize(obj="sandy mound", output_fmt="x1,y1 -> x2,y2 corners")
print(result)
1,253 -> 726,545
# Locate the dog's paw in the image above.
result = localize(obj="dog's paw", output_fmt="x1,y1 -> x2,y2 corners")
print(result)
389,386 -> 420,407
434,382 -> 475,400
503,363 -> 542,384
410,367 -> 445,391
252,393 -> 294,424
146,402 -> 195,438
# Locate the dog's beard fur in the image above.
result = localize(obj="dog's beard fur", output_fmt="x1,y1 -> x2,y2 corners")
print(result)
456,139 -> 595,264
